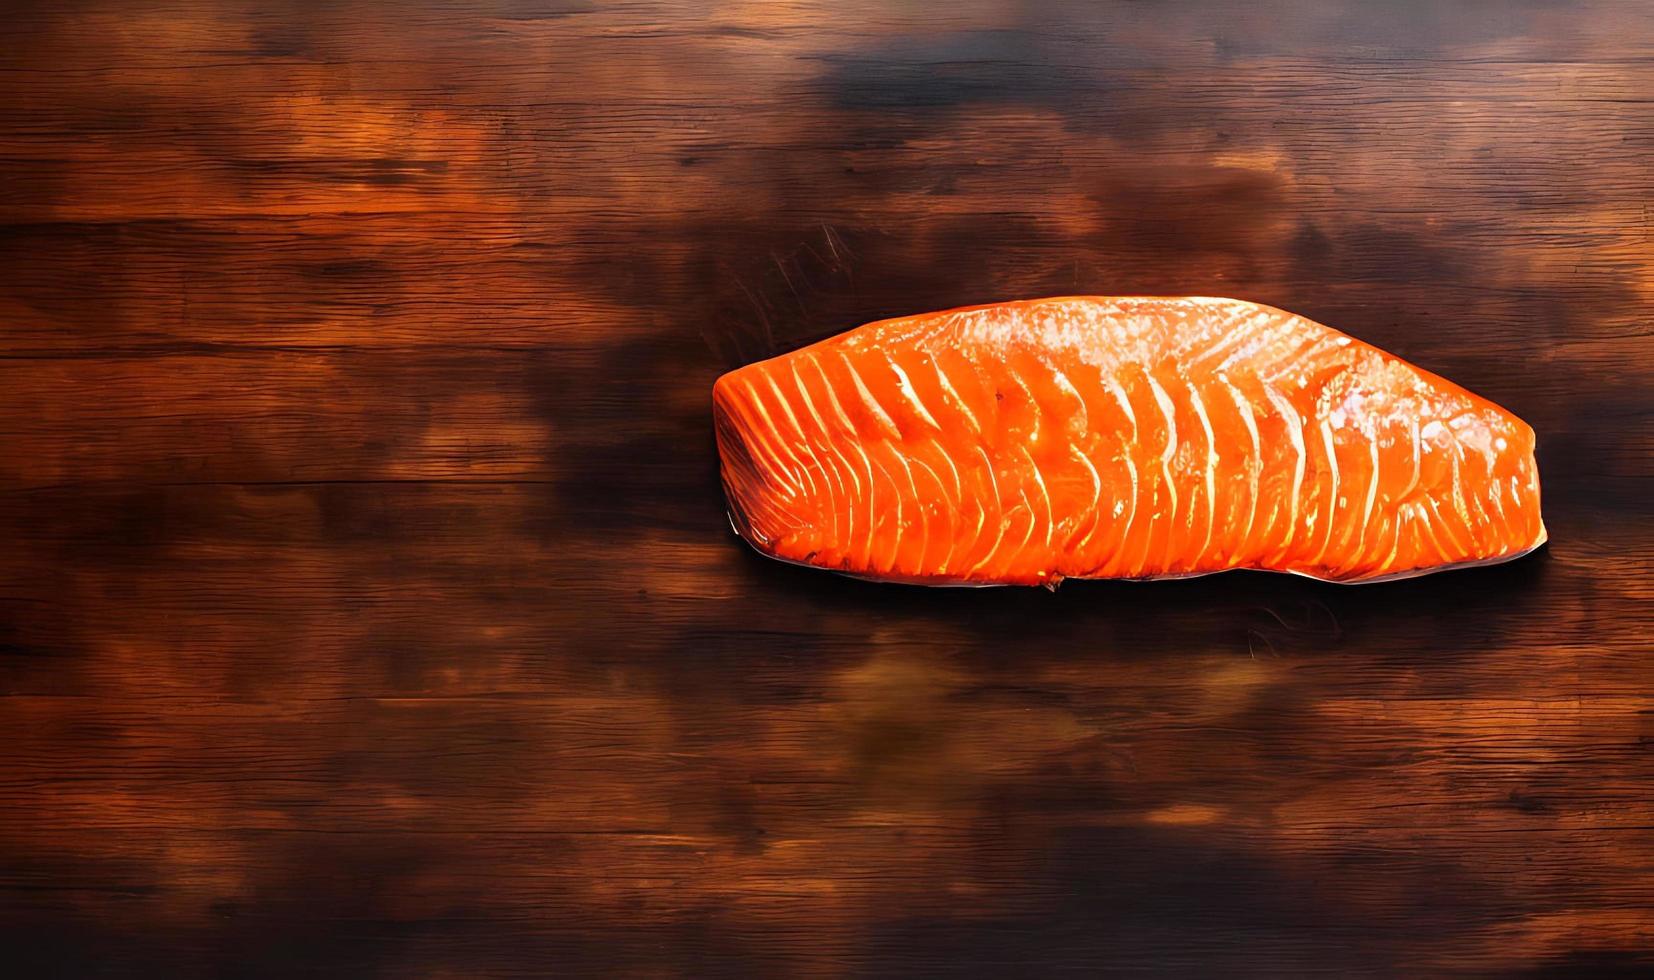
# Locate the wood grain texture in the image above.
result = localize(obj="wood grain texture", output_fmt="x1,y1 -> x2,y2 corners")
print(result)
2,1 -> 1652,975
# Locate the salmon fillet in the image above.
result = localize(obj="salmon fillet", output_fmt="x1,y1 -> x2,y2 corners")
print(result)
713,296 -> 1546,586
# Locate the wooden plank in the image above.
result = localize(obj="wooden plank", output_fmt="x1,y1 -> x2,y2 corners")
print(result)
2,480 -> 1643,672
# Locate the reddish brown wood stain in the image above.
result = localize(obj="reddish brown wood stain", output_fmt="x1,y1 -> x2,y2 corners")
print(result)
2,1 -> 1652,974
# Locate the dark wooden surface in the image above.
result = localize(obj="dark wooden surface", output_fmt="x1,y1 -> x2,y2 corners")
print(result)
3,1 -> 1652,975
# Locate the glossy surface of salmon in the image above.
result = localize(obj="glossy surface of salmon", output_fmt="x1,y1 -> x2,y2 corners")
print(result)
713,297 -> 1545,586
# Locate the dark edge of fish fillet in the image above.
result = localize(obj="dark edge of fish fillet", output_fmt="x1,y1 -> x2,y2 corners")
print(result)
723,513 -> 1549,588
1322,527 -> 1548,585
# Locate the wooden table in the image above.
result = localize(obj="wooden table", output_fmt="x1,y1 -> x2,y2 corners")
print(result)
4,2 -> 1651,974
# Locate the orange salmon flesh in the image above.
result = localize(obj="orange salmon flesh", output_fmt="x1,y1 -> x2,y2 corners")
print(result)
713,296 -> 1545,586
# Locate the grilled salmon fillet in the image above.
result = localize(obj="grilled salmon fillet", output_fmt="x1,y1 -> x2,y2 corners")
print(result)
713,296 -> 1545,586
